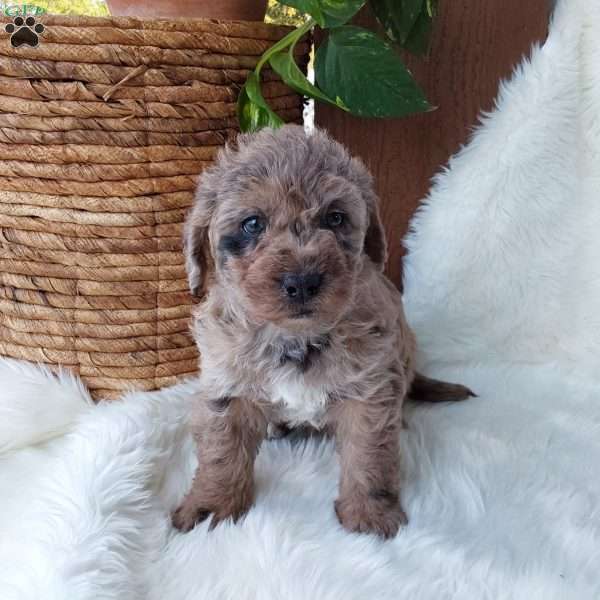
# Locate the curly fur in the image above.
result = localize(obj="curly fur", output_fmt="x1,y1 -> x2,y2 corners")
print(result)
174,125 -> 471,538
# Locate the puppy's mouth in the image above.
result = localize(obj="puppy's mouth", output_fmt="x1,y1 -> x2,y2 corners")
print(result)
291,308 -> 314,319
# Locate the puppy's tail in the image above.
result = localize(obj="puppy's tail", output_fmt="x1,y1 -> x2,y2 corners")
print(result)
0,358 -> 93,455
408,372 -> 476,403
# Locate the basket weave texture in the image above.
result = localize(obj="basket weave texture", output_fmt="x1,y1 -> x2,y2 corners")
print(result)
0,15 -> 305,399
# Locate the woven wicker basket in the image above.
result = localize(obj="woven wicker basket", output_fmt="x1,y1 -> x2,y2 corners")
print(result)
0,15 -> 306,399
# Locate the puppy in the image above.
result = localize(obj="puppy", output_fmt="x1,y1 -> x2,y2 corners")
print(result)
173,125 -> 473,538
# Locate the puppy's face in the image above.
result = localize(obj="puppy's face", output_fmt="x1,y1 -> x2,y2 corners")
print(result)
210,176 -> 368,330
185,126 -> 387,333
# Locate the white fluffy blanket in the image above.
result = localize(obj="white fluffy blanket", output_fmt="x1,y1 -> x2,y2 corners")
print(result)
1,1 -> 600,598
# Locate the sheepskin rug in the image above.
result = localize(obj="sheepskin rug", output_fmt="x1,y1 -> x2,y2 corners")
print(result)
1,0 -> 599,598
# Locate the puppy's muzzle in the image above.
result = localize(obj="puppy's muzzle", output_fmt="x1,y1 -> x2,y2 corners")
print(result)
280,271 -> 323,305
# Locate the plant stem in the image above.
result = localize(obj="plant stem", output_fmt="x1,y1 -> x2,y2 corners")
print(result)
255,17 -> 315,76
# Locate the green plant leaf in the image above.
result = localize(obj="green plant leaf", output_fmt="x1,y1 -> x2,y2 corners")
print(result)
269,50 -> 345,108
278,0 -> 366,27
369,0 -> 436,55
315,25 -> 430,118
237,72 -> 284,133
401,6 -> 434,55
425,0 -> 438,18
400,0 -> 437,55
320,0 -> 367,27
369,0 -> 423,45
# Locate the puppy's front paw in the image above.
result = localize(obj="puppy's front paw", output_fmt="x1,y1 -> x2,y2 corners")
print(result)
335,491 -> 407,539
172,486 -> 254,533
172,497 -> 211,532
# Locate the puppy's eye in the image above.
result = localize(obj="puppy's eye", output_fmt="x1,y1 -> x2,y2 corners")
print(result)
241,215 -> 265,235
325,211 -> 345,228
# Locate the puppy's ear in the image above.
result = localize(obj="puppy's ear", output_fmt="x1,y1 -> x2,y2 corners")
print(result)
363,198 -> 388,270
345,154 -> 388,270
184,178 -> 217,298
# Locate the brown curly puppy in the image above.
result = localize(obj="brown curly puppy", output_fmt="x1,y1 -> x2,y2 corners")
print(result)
173,125 -> 473,538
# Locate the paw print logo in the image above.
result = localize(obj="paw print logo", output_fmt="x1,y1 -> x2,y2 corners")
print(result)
5,16 -> 45,48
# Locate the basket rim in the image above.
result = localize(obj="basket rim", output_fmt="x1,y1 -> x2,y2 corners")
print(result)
41,14 -> 293,38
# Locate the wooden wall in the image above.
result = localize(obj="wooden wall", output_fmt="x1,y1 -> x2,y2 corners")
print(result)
315,1 -> 551,288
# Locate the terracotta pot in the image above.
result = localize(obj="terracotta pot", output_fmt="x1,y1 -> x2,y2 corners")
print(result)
106,0 -> 268,21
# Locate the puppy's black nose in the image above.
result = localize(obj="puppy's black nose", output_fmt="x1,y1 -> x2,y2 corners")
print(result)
281,272 -> 323,303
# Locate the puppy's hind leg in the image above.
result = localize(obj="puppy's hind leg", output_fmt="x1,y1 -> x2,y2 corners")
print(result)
408,372 -> 476,403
